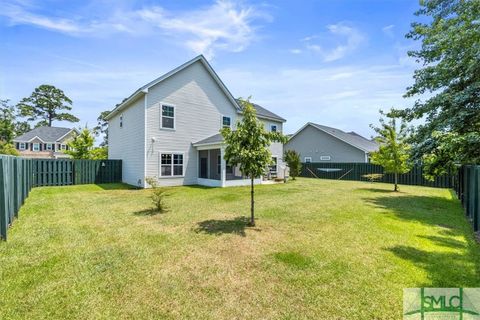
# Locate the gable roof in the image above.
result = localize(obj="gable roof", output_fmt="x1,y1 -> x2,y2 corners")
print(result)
236,100 -> 286,122
289,122 -> 379,153
14,127 -> 76,143
192,133 -> 224,146
105,55 -> 286,122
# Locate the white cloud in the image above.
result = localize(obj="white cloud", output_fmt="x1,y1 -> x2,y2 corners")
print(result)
289,48 -> 302,54
299,23 -> 365,62
0,0 -> 269,58
382,24 -> 395,38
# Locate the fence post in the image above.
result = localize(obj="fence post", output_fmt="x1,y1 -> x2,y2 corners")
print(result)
0,157 -> 7,240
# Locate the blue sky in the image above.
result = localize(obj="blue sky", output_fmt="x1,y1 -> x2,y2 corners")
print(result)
0,0 -> 422,138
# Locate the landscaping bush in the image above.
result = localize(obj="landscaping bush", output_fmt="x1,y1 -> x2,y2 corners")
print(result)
145,177 -> 169,213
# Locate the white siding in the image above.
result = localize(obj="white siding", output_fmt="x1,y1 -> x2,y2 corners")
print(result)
108,95 -> 146,186
145,60 -> 239,186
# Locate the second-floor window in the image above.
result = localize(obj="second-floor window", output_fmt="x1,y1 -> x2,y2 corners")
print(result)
33,143 -> 40,152
46,143 -> 53,151
19,143 -> 25,150
270,124 -> 277,132
120,114 -> 123,128
222,116 -> 231,128
161,105 -> 175,129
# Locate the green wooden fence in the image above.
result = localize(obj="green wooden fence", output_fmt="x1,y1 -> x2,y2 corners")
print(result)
300,162 -> 454,188
0,156 -> 122,240
454,165 -> 480,232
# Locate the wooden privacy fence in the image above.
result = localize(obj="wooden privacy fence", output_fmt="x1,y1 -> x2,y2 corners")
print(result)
0,156 -> 122,240
454,165 -> 480,232
300,162 -> 454,188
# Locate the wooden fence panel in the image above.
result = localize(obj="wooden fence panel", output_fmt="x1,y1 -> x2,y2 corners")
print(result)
1,157 -> 122,240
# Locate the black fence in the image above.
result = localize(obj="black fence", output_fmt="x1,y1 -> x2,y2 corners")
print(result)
1,156 -> 122,240
454,165 -> 479,232
300,162 -> 454,188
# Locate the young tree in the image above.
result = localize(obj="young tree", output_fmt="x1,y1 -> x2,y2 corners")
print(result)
65,128 -> 94,159
284,149 -> 301,180
90,146 -> 108,160
93,110 -> 110,147
398,0 -> 480,176
0,100 -> 16,143
221,98 -> 286,226
370,110 -> 411,192
17,85 -> 79,127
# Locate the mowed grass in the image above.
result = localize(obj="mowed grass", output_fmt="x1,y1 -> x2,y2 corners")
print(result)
1,178 -> 479,319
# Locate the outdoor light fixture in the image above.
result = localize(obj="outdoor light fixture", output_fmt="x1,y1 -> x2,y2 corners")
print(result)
101,162 -> 106,167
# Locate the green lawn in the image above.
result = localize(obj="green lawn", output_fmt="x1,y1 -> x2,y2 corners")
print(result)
1,178 -> 479,319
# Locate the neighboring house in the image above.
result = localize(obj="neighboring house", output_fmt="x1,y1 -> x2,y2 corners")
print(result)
106,55 -> 286,188
285,122 -> 378,163
13,126 -> 78,159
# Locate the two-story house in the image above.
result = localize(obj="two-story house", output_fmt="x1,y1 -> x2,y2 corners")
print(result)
13,126 -> 78,159
105,55 -> 286,188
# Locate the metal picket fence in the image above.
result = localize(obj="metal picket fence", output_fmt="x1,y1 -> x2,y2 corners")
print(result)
0,156 -> 122,240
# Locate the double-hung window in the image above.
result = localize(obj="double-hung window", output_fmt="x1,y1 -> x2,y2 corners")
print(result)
161,153 -> 183,176
304,157 -> 312,163
19,142 -> 25,150
222,116 -> 231,128
33,143 -> 40,151
161,105 -> 175,129
46,143 -> 53,151
270,124 -> 277,132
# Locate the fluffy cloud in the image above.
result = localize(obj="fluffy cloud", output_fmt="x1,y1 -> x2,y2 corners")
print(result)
0,0 -> 269,58
293,23 -> 366,62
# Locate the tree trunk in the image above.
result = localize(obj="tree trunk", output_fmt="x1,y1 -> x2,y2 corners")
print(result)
48,116 -> 52,127
394,172 -> 398,192
250,176 -> 255,226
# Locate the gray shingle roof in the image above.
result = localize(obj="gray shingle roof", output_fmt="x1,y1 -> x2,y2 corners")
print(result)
309,123 -> 379,153
193,133 -> 224,146
236,99 -> 286,122
14,126 -> 74,142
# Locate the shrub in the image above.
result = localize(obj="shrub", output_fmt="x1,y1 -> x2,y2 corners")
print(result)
284,150 -> 301,180
145,177 -> 169,213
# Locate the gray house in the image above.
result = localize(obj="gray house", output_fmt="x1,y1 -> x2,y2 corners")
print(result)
285,123 -> 378,163
105,55 -> 286,188
13,126 -> 78,159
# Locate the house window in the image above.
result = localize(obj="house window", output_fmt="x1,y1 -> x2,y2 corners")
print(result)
120,114 -> 123,128
270,124 -> 277,132
269,157 -> 278,174
33,143 -> 40,152
320,156 -> 331,161
161,105 -> 175,129
61,144 -> 66,150
46,143 -> 53,151
222,116 -> 231,128
304,157 -> 312,163
161,153 -> 183,176
217,155 -> 221,174
19,143 -> 25,150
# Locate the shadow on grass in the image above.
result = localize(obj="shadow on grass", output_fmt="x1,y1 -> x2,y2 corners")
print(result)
356,187 -> 398,194
417,235 -> 467,249
133,208 -> 162,216
195,216 -> 250,237
95,183 -> 135,190
387,245 -> 480,287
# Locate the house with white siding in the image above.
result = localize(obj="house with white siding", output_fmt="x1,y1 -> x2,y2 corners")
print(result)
105,55 -> 286,188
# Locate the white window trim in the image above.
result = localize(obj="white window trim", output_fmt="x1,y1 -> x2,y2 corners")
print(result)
222,115 -> 232,128
320,156 -> 331,161
46,143 -> 53,151
304,157 -> 312,163
19,142 -> 26,150
159,152 -> 184,178
60,144 -> 66,150
33,143 -> 40,152
160,103 -> 176,130
270,156 -> 278,173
